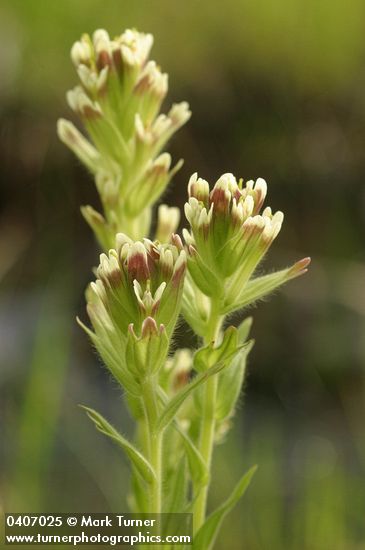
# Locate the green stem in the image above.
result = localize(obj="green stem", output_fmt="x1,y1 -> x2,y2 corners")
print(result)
193,302 -> 223,532
141,375 -> 163,514
119,207 -> 152,241
150,431 -> 162,513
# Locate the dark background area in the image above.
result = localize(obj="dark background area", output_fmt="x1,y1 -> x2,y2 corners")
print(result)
1,1 -> 365,548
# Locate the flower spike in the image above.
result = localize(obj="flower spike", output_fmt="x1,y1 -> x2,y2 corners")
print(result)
58,28 -> 191,246
183,172 -> 310,321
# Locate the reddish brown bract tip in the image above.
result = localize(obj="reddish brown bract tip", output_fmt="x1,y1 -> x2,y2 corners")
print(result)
289,257 -> 311,276
127,243 -> 150,282
141,316 -> 159,338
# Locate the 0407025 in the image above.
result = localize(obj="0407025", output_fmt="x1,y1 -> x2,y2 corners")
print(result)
5,515 -> 63,527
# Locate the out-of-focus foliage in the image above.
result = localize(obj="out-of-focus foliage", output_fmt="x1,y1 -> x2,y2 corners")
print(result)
1,1 -> 365,548
2,0 -> 365,102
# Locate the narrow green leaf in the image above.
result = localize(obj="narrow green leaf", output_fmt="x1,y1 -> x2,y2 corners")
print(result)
177,425 -> 208,487
222,260 -> 309,314
157,387 -> 208,488
156,362 -> 227,432
216,340 -> 254,421
80,406 -> 156,485
164,457 -> 187,513
193,465 -> 257,550
129,470 -> 149,513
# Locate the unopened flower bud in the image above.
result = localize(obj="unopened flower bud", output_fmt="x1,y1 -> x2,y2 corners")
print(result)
169,102 -> 192,128
155,205 -> 180,242
188,173 -> 210,206
92,29 -> 112,69
67,86 -> 102,119
57,119 -> 100,172
171,233 -> 184,250
116,29 -> 153,68
134,61 -> 168,98
71,35 -> 92,66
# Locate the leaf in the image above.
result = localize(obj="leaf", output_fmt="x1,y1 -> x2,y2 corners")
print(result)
222,260 -> 309,314
193,326 -> 248,414
215,340 -> 254,421
193,326 -> 239,373
237,316 -> 253,343
157,387 -> 208,488
77,317 -> 140,396
193,465 -> 257,550
80,405 -> 156,485
164,457 -> 187,513
187,254 -> 222,297
129,470 -> 149,513
217,318 -> 254,413
156,362 -> 227,432
176,425 -> 209,487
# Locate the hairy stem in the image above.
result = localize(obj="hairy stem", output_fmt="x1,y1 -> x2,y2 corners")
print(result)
141,375 -> 163,515
193,302 -> 223,532
150,432 -> 162,513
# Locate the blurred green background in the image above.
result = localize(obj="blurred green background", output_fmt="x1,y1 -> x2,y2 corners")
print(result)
1,1 -> 365,548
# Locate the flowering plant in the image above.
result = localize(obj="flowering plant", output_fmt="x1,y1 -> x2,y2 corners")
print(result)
58,28 -> 309,549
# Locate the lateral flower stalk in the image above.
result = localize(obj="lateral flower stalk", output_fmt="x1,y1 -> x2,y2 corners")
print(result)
182,172 -> 310,532
83,233 -> 186,521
